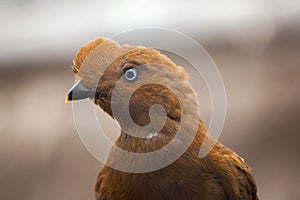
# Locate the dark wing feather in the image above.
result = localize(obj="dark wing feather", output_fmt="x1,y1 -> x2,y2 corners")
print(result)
95,171 -> 104,200
213,143 -> 259,200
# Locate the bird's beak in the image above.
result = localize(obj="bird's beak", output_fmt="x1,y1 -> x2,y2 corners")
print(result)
65,82 -> 96,103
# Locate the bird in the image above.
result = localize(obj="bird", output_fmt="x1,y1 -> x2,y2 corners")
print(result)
66,38 -> 259,200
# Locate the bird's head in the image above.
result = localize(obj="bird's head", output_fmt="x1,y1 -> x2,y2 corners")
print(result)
66,38 -> 199,142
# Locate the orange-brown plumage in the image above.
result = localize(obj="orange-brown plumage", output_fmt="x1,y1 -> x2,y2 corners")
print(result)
73,38 -> 105,74
66,38 -> 259,200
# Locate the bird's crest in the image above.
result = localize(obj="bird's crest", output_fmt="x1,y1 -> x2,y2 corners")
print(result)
73,38 -> 106,74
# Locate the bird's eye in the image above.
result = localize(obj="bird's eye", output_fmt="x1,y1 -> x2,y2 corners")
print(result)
124,68 -> 137,81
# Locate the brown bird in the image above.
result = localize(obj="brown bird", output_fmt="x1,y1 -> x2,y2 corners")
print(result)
66,38 -> 259,200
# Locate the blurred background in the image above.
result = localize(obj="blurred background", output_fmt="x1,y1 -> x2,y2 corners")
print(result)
1,0 -> 300,199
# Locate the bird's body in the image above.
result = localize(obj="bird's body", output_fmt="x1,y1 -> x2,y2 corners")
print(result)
95,122 -> 257,200
66,38 -> 259,200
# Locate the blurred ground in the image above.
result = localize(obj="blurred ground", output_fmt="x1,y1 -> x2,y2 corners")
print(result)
1,1 -> 300,200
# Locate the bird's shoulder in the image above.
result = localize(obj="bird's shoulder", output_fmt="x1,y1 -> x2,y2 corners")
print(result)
208,142 -> 259,200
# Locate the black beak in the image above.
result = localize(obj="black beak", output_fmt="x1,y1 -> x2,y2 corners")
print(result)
65,82 -> 96,103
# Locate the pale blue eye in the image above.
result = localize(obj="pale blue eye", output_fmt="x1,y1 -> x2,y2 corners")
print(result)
124,68 -> 137,81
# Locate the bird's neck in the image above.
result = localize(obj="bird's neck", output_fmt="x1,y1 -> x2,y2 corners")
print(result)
113,116 -> 207,154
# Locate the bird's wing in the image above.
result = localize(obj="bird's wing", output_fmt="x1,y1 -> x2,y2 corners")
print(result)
233,155 -> 258,200
214,143 -> 259,200
95,171 -> 104,200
